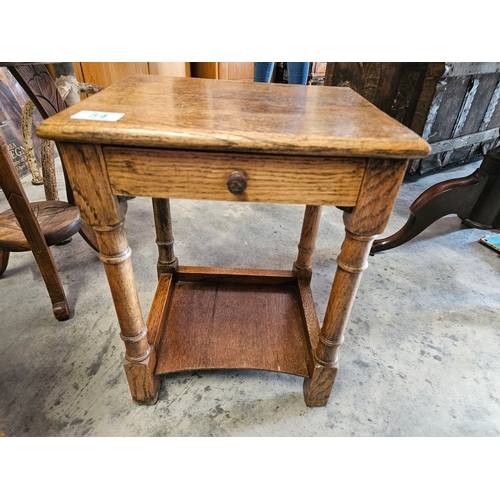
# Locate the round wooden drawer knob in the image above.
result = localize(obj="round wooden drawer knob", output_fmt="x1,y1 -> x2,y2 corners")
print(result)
227,170 -> 247,194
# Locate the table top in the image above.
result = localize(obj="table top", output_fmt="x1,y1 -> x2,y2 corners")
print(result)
37,74 -> 430,159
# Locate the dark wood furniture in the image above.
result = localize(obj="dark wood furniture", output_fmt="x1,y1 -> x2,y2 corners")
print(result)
37,75 -> 430,406
2,63 -> 99,252
326,63 -> 500,253
372,145 -> 500,253
326,62 -> 500,175
0,125 -> 81,320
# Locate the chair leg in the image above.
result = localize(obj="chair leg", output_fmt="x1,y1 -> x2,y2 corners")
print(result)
0,250 -> 9,276
2,116 -> 72,321
0,248 -> 69,320
30,246 -> 70,321
7,193 -> 71,321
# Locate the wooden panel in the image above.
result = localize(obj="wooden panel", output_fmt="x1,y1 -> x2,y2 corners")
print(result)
447,73 -> 500,164
146,273 -> 173,351
225,62 -> 254,81
74,62 -> 189,101
191,63 -> 253,80
190,62 -> 218,79
148,62 -> 190,77
460,74 -> 500,136
429,128 -> 500,155
78,62 -> 149,88
409,63 -> 447,135
73,62 -> 84,84
427,76 -> 470,143
155,277 -> 310,377
326,62 -> 433,129
488,84 -> 500,127
443,62 -> 500,77
418,73 -> 500,174
176,266 -> 297,284
297,279 -> 321,375
217,63 -> 228,80
37,75 -> 430,159
104,147 -> 366,206
326,62 -> 500,175
75,62 -> 190,81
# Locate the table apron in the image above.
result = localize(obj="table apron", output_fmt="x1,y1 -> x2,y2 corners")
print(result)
103,147 -> 367,206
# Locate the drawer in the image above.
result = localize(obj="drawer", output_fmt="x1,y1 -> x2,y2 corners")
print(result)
104,147 -> 367,206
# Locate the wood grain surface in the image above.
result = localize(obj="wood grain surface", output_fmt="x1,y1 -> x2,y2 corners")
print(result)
75,62 -> 149,89
148,63 -> 191,78
152,198 -> 179,276
0,200 -> 81,251
37,75 -> 430,159
175,266 -> 297,284
104,147 -> 366,205
293,205 -> 323,279
191,62 -> 253,81
39,73 -> 431,405
146,273 -> 173,351
155,278 -> 310,377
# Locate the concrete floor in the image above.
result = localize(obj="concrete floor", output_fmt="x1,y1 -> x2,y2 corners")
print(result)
1,158 -> 499,437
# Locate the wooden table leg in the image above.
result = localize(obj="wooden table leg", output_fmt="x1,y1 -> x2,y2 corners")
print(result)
293,205 -> 322,281
304,226 -> 374,406
95,222 -> 159,404
58,143 -> 160,404
152,198 -> 179,277
304,159 -> 408,406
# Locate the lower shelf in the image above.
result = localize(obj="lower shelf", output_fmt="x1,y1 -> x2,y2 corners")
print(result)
148,267 -> 320,378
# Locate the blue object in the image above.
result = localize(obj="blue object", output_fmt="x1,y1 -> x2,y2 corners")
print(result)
254,62 -> 309,85
480,234 -> 500,253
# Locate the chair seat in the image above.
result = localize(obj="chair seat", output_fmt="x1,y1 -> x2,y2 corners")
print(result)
0,200 -> 82,252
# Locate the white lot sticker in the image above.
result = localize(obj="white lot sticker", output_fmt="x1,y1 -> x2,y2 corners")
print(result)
70,110 -> 125,122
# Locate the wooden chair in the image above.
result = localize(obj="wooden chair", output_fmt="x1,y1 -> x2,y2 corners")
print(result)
0,126 -> 82,320
3,63 -> 99,252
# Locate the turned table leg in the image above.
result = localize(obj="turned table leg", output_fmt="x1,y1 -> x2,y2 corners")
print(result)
304,226 -> 374,406
293,205 -> 322,281
95,222 -> 160,404
58,143 -> 160,404
152,198 -> 179,277
305,158 -> 408,406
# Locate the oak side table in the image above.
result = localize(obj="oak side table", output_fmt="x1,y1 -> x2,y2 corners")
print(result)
37,75 -> 430,406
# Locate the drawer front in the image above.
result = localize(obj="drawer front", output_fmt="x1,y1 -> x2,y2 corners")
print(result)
104,147 -> 366,206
